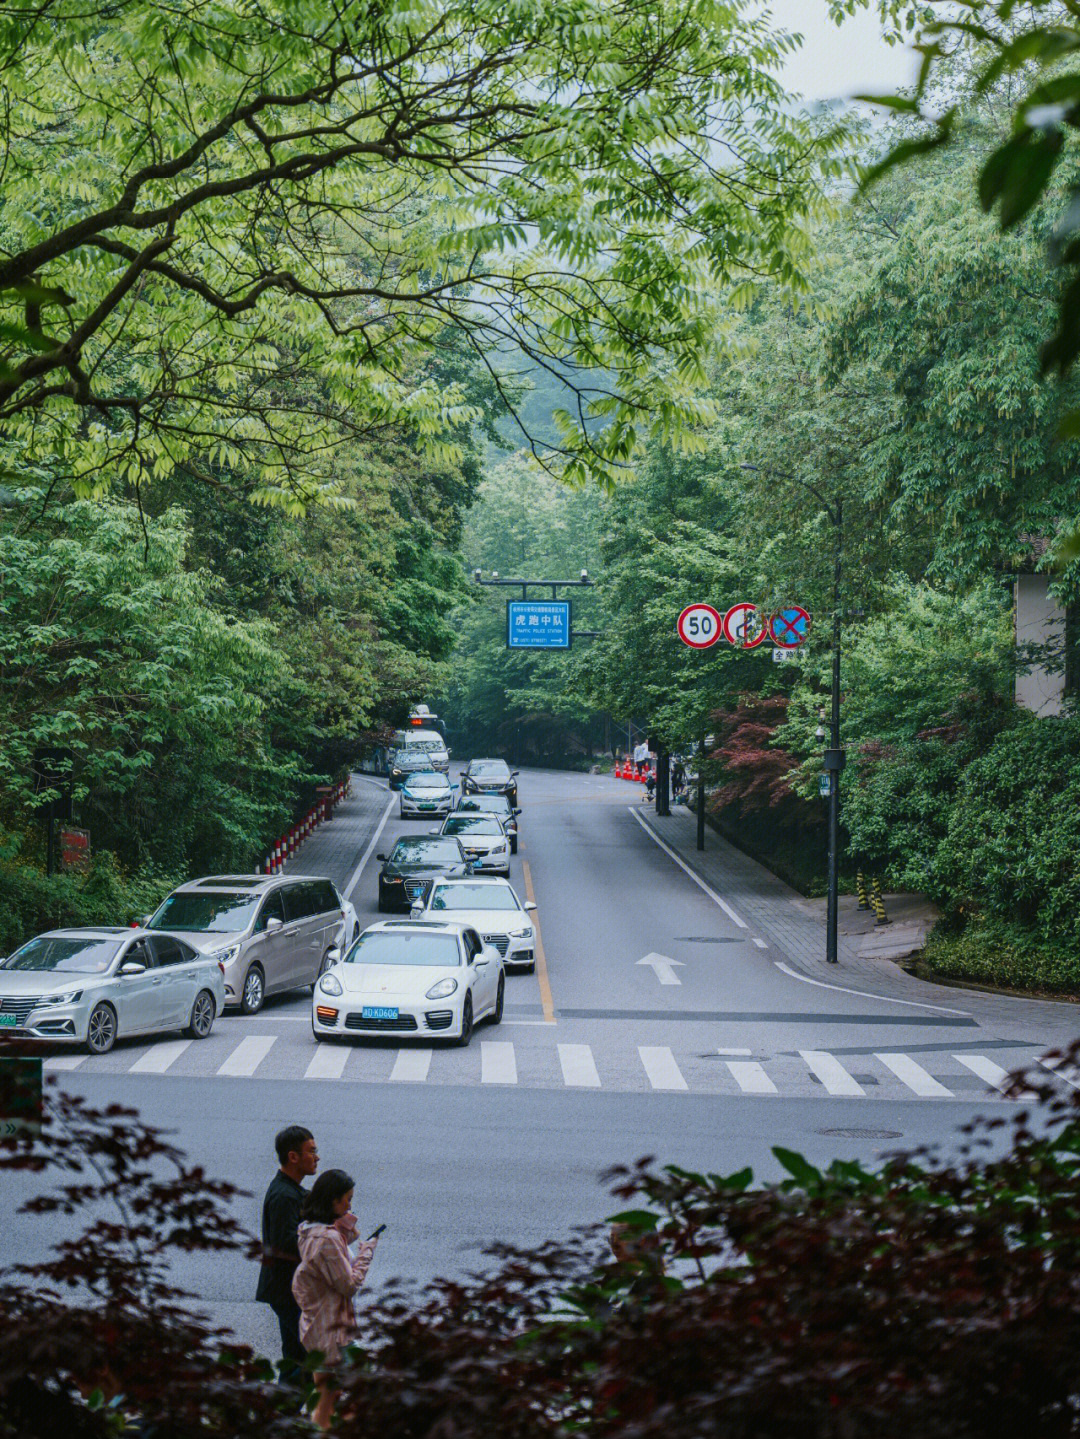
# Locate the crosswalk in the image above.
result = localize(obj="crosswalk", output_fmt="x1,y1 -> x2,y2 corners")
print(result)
40,1032 -> 1046,1102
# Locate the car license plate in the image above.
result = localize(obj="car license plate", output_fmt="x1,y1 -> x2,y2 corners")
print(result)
362,1006 -> 398,1020
419,803 -> 435,810
0,1014 -> 18,1027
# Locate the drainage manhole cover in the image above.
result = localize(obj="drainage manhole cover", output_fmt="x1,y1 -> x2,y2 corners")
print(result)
676,936 -> 742,944
817,1127 -> 903,1140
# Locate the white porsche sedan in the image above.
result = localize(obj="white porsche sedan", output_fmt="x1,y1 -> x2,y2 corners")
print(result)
410,877 -> 537,971
312,919 -> 504,1046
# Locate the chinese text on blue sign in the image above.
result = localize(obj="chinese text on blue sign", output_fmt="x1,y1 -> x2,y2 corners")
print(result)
506,600 -> 572,649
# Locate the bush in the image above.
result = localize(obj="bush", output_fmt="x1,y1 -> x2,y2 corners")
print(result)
922,916 -> 1080,993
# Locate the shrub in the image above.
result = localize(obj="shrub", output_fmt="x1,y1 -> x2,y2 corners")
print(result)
922,916 -> 1080,993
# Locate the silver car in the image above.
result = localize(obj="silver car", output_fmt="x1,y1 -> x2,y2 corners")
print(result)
146,874 -> 347,1014
400,770 -> 455,818
0,928 -> 226,1055
437,813 -> 511,876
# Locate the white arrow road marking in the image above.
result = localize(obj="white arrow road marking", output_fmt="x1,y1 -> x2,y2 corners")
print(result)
637,952 -> 685,986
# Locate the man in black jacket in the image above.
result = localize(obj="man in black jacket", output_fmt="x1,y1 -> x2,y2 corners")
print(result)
256,1124 -> 319,1380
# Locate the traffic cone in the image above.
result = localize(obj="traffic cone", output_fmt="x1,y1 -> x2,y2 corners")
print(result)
870,876 -> 891,926
856,871 -> 871,911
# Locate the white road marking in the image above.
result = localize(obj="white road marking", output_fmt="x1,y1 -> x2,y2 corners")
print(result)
725,1060 -> 777,1094
800,1049 -> 864,1097
876,1053 -> 953,1097
1039,1055 -> 1080,1090
638,1045 -> 688,1090
752,938 -> 768,950
954,1054 -> 1016,1095
558,1043 -> 601,1088
716,1046 -> 752,1055
341,794 -> 398,902
637,952 -> 684,986
217,1035 -> 276,1077
43,1054 -> 86,1071
304,1042 -> 351,1081
389,1048 -> 432,1083
481,1041 -> 518,1085
129,1040 -> 191,1074
629,809 -> 747,928
773,960 -> 971,1016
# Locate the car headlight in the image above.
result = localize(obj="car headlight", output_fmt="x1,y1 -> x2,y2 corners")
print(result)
41,989 -> 83,1006
425,978 -> 458,999
492,842 -> 507,854
319,973 -> 343,996
509,928 -> 532,939
210,944 -> 241,966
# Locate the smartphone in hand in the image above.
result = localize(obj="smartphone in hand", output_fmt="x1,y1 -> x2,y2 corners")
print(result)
368,1223 -> 386,1241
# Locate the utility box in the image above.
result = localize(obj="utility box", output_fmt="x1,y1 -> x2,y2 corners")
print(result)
1014,574 -> 1066,716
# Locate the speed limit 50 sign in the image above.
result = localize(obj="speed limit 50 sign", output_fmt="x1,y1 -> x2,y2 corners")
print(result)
676,603 -> 723,649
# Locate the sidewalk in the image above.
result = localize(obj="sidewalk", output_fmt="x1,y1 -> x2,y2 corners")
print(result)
638,802 -> 1080,1038
283,775 -> 393,895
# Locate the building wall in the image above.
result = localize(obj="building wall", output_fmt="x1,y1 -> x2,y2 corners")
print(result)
1015,574 -> 1066,716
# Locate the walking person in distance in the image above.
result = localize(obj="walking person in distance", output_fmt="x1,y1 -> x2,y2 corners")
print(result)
292,1168 -> 380,1431
255,1124 -> 319,1383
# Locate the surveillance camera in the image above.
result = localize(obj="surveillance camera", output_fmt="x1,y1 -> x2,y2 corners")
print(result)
473,568 -> 482,582
581,568 -> 589,581
492,571 -> 499,580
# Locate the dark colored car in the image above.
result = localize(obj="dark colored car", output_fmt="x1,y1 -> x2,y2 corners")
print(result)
376,836 -> 473,912
460,758 -> 519,808
455,792 -> 520,853
388,748 -> 442,791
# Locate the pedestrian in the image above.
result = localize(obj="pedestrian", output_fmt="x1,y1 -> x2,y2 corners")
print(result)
292,1168 -> 379,1431
672,759 -> 685,794
644,770 -> 656,803
256,1124 -> 319,1384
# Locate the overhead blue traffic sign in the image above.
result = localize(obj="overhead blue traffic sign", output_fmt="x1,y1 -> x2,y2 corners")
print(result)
507,599 -> 572,649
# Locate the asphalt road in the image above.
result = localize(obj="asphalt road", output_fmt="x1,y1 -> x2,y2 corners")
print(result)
6,766 -> 1078,1356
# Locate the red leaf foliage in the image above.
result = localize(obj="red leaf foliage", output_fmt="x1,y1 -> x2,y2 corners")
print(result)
708,694 -> 801,814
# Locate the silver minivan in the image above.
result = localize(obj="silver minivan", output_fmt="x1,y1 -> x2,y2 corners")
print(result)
146,874 -> 347,1014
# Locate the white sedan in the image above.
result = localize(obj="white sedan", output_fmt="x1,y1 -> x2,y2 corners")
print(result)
437,813 -> 511,876
399,770 -> 455,818
410,877 -> 537,971
0,928 -> 226,1054
312,919 -> 504,1046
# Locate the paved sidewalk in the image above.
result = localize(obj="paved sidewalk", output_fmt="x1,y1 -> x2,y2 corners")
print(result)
638,803 -> 1080,1041
283,774 -> 393,897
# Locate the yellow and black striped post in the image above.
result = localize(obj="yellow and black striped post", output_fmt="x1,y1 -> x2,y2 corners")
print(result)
856,870 -> 871,911
870,875 -> 891,927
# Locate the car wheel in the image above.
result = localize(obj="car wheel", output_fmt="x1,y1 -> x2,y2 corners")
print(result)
377,896 -> 389,913
240,964 -> 265,1015
491,976 -> 504,1026
510,838 -> 518,854
186,989 -> 216,1039
456,994 -> 474,1048
85,1002 -> 117,1055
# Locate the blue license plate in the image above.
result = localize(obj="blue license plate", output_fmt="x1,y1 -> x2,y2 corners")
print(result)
362,1006 -> 398,1020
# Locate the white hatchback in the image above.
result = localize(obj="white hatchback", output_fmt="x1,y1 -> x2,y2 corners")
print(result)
312,920 -> 504,1046
410,877 -> 537,971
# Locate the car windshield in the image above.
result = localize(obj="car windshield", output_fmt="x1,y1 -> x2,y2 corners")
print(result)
412,740 -> 445,752
389,839 -> 462,863
459,796 -> 510,813
346,932 -> 461,967
2,935 -> 122,973
471,761 -> 508,777
149,892 -> 260,932
443,815 -> 502,834
406,773 -> 446,789
430,884 -> 519,912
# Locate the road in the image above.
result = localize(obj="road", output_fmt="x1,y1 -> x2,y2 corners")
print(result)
6,765 -> 1079,1355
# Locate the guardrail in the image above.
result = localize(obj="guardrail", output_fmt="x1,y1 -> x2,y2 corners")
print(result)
264,776 -> 351,873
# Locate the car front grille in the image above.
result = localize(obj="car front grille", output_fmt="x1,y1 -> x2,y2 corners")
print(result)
425,1010 -> 454,1030
344,1012 -> 418,1032
0,997 -> 42,1025
483,934 -> 510,956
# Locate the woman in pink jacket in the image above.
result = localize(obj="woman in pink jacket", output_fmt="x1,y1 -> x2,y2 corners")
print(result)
291,1168 -> 378,1430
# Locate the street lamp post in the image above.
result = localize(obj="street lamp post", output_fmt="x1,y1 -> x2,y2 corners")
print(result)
823,496 -> 844,964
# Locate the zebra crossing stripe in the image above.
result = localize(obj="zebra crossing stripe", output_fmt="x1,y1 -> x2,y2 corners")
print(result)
800,1050 -> 864,1097
43,1054 -> 86,1071
389,1048 -> 432,1083
638,1046 -> 688,1091
558,1043 -> 600,1088
953,1054 -> 1015,1094
725,1060 -> 777,1094
876,1053 -> 953,1098
129,1039 -> 191,1075
304,1042 -> 350,1081
481,1041 -> 518,1085
217,1035 -> 276,1077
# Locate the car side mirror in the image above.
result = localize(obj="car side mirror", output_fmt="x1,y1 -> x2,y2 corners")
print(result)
119,961 -> 146,976
514,807 -> 522,815
265,916 -> 283,933
376,853 -> 387,862
325,947 -> 342,966
410,902 -> 423,917
524,901 -> 537,912
475,953 -> 490,966
141,913 -> 153,926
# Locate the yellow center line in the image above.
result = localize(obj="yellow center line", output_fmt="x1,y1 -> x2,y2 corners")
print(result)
521,859 -> 556,1024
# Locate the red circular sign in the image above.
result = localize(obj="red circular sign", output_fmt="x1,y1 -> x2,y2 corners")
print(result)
723,602 -> 768,649
676,603 -> 723,649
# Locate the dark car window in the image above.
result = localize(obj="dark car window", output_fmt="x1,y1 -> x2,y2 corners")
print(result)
345,932 -> 461,967
462,930 -> 481,961
388,838 -> 465,864
150,936 -> 194,966
443,815 -> 502,835
125,938 -> 158,969
1,936 -> 122,974
470,760 -> 509,778
253,890 -> 286,932
312,881 -> 340,915
149,891 -> 261,933
282,882 -> 318,923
